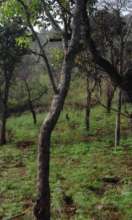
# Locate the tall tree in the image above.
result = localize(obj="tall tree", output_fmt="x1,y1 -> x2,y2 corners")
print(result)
33,2 -> 91,219
76,51 -> 97,131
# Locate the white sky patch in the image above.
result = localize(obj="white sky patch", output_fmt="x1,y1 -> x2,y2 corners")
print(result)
96,0 -> 132,14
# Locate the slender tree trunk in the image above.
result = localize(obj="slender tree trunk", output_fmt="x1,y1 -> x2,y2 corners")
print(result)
86,99 -> 91,130
115,32 -> 124,147
24,80 -> 37,124
0,76 -> 10,145
34,55 -> 73,220
85,74 -> 91,131
106,89 -> 113,113
0,113 -> 7,145
33,1 -> 89,219
30,105 -> 37,125
115,90 -> 122,147
28,100 -> 37,124
106,83 -> 115,113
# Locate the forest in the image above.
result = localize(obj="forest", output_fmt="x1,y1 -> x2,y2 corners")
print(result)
0,0 -> 132,219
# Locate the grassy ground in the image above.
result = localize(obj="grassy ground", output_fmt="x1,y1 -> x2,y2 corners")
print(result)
0,103 -> 132,220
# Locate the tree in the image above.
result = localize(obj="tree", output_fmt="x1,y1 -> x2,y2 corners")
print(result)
0,18 -> 29,144
16,55 -> 45,125
76,51 -> 98,131
87,1 -> 132,99
91,0 -> 132,145
33,2 -> 91,219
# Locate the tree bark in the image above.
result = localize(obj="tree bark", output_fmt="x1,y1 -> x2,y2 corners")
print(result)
33,1 -> 89,219
115,90 -> 122,147
34,59 -> 72,220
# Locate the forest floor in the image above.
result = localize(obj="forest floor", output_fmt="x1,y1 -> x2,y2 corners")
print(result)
0,104 -> 132,220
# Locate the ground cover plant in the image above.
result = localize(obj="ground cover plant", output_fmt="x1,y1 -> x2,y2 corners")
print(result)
0,103 -> 132,220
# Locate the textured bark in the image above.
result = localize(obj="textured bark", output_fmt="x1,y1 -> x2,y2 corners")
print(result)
33,1 -> 89,219
115,90 -> 122,147
34,59 -> 72,220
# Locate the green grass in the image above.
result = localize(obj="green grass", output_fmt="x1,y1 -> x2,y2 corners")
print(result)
0,104 -> 132,219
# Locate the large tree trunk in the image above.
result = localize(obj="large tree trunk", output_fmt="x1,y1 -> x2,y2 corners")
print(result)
115,90 -> 122,147
33,1 -> 89,219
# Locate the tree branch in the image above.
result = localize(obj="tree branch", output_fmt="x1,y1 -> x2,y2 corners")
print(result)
41,0 -> 63,33
87,36 -> 123,86
16,0 -> 59,94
